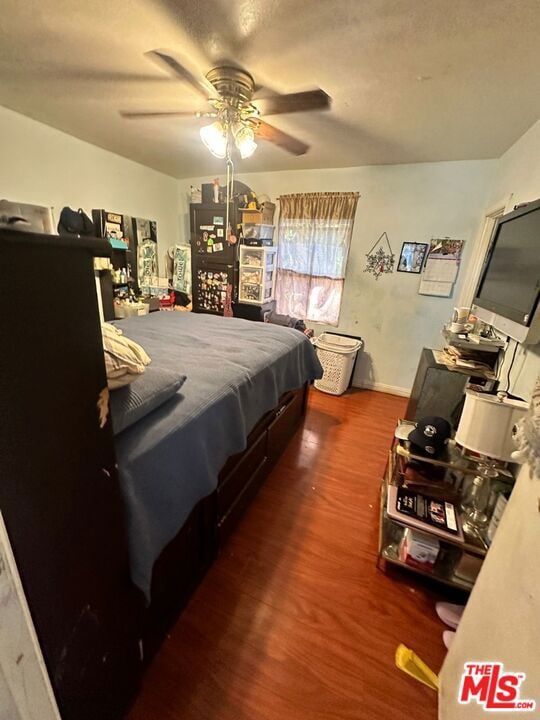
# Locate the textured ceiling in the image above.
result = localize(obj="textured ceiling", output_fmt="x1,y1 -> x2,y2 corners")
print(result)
1,0 -> 539,178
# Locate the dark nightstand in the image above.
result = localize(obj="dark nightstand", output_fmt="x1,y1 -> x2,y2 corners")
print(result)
233,300 -> 276,322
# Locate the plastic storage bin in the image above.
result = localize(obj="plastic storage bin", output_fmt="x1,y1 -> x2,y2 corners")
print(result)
114,303 -> 149,319
238,245 -> 277,304
114,303 -> 149,320
313,333 -> 363,395
242,223 -> 274,239
241,224 -> 275,246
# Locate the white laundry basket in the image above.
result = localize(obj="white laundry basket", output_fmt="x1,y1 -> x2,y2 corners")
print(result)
313,333 -> 363,395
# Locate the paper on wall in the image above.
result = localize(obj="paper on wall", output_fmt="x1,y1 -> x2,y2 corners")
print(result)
418,238 -> 464,297
418,280 -> 454,297
423,258 -> 459,283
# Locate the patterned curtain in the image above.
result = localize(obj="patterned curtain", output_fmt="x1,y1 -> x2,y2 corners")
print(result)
275,192 -> 359,325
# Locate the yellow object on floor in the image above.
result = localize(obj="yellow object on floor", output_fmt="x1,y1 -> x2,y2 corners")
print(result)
395,644 -> 439,691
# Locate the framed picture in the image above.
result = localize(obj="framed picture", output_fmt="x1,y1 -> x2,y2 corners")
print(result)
397,242 -> 428,274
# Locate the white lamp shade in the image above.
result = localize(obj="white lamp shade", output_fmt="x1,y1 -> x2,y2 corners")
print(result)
238,137 -> 257,159
200,122 -> 227,158
233,124 -> 257,159
455,390 -> 529,462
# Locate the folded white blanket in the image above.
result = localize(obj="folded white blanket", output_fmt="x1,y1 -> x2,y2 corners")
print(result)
101,322 -> 151,389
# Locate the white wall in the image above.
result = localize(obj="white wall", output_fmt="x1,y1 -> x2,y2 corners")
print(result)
437,122 -> 540,719
0,106 -> 179,268
180,161 -> 495,394
489,120 -> 540,206
483,120 -> 540,401
0,513 -> 61,720
439,462 -> 540,719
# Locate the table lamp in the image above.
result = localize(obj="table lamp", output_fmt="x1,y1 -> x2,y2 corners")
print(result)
455,390 -> 528,534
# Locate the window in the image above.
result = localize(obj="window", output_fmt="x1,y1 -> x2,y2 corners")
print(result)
275,193 -> 359,325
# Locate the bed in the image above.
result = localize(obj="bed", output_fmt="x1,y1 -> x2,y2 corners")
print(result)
112,312 -> 322,628
2,229 -> 323,719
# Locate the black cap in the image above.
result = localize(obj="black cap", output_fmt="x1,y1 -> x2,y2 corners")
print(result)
409,417 -> 452,457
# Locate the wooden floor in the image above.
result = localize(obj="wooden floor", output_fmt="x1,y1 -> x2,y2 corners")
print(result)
128,389 -> 449,720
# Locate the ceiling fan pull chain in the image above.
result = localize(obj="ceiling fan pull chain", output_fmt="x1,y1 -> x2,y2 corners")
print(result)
225,153 -> 234,243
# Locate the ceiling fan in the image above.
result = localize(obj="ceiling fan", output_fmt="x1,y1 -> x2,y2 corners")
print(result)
119,50 -> 331,159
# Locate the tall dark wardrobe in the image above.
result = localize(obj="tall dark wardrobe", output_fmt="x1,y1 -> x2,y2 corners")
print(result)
0,229 -> 142,720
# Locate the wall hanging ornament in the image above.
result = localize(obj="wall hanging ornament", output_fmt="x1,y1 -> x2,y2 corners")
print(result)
364,232 -> 395,280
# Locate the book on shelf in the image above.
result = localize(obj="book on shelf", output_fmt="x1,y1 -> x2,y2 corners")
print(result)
387,484 -> 464,543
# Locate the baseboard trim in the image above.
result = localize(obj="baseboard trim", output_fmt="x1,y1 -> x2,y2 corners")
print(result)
354,381 -> 411,398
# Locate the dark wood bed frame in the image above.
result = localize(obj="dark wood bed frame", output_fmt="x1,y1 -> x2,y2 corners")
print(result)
145,382 -> 308,658
0,229 -> 309,719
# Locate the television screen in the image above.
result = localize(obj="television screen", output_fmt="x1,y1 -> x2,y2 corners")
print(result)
476,204 -> 540,325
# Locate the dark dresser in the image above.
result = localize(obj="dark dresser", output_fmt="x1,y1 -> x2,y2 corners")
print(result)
233,299 -> 276,322
405,347 -> 468,425
0,229 -> 142,719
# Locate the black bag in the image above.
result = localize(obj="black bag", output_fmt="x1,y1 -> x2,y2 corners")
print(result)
57,207 -> 95,237
266,310 -> 307,334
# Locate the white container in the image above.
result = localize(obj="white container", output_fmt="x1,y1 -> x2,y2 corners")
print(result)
312,333 -> 363,395
114,303 -> 149,319
399,528 -> 440,571
238,245 -> 277,304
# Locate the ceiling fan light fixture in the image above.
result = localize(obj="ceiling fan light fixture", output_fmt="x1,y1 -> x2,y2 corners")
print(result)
125,53 -> 329,158
238,136 -> 257,159
234,124 -> 257,159
200,121 -> 227,158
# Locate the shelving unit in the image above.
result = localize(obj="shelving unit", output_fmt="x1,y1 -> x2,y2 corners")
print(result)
238,245 -> 277,305
378,432 -> 491,592
92,210 -> 146,318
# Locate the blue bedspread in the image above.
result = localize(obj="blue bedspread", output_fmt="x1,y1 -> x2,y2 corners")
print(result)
114,312 -> 322,599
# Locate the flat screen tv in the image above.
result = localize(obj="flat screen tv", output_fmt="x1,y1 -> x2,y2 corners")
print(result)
473,198 -> 540,344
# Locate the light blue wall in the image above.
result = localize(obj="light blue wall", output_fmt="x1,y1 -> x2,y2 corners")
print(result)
180,159 -> 496,393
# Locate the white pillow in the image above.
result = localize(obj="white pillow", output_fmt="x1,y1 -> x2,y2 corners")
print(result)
101,323 -> 151,389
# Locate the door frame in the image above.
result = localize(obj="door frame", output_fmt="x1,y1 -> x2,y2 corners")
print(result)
0,513 -> 61,720
458,195 -> 513,310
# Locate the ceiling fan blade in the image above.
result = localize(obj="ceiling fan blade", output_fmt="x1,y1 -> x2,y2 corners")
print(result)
254,90 -> 330,116
256,120 -> 309,156
145,50 -> 214,100
119,110 -> 202,119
